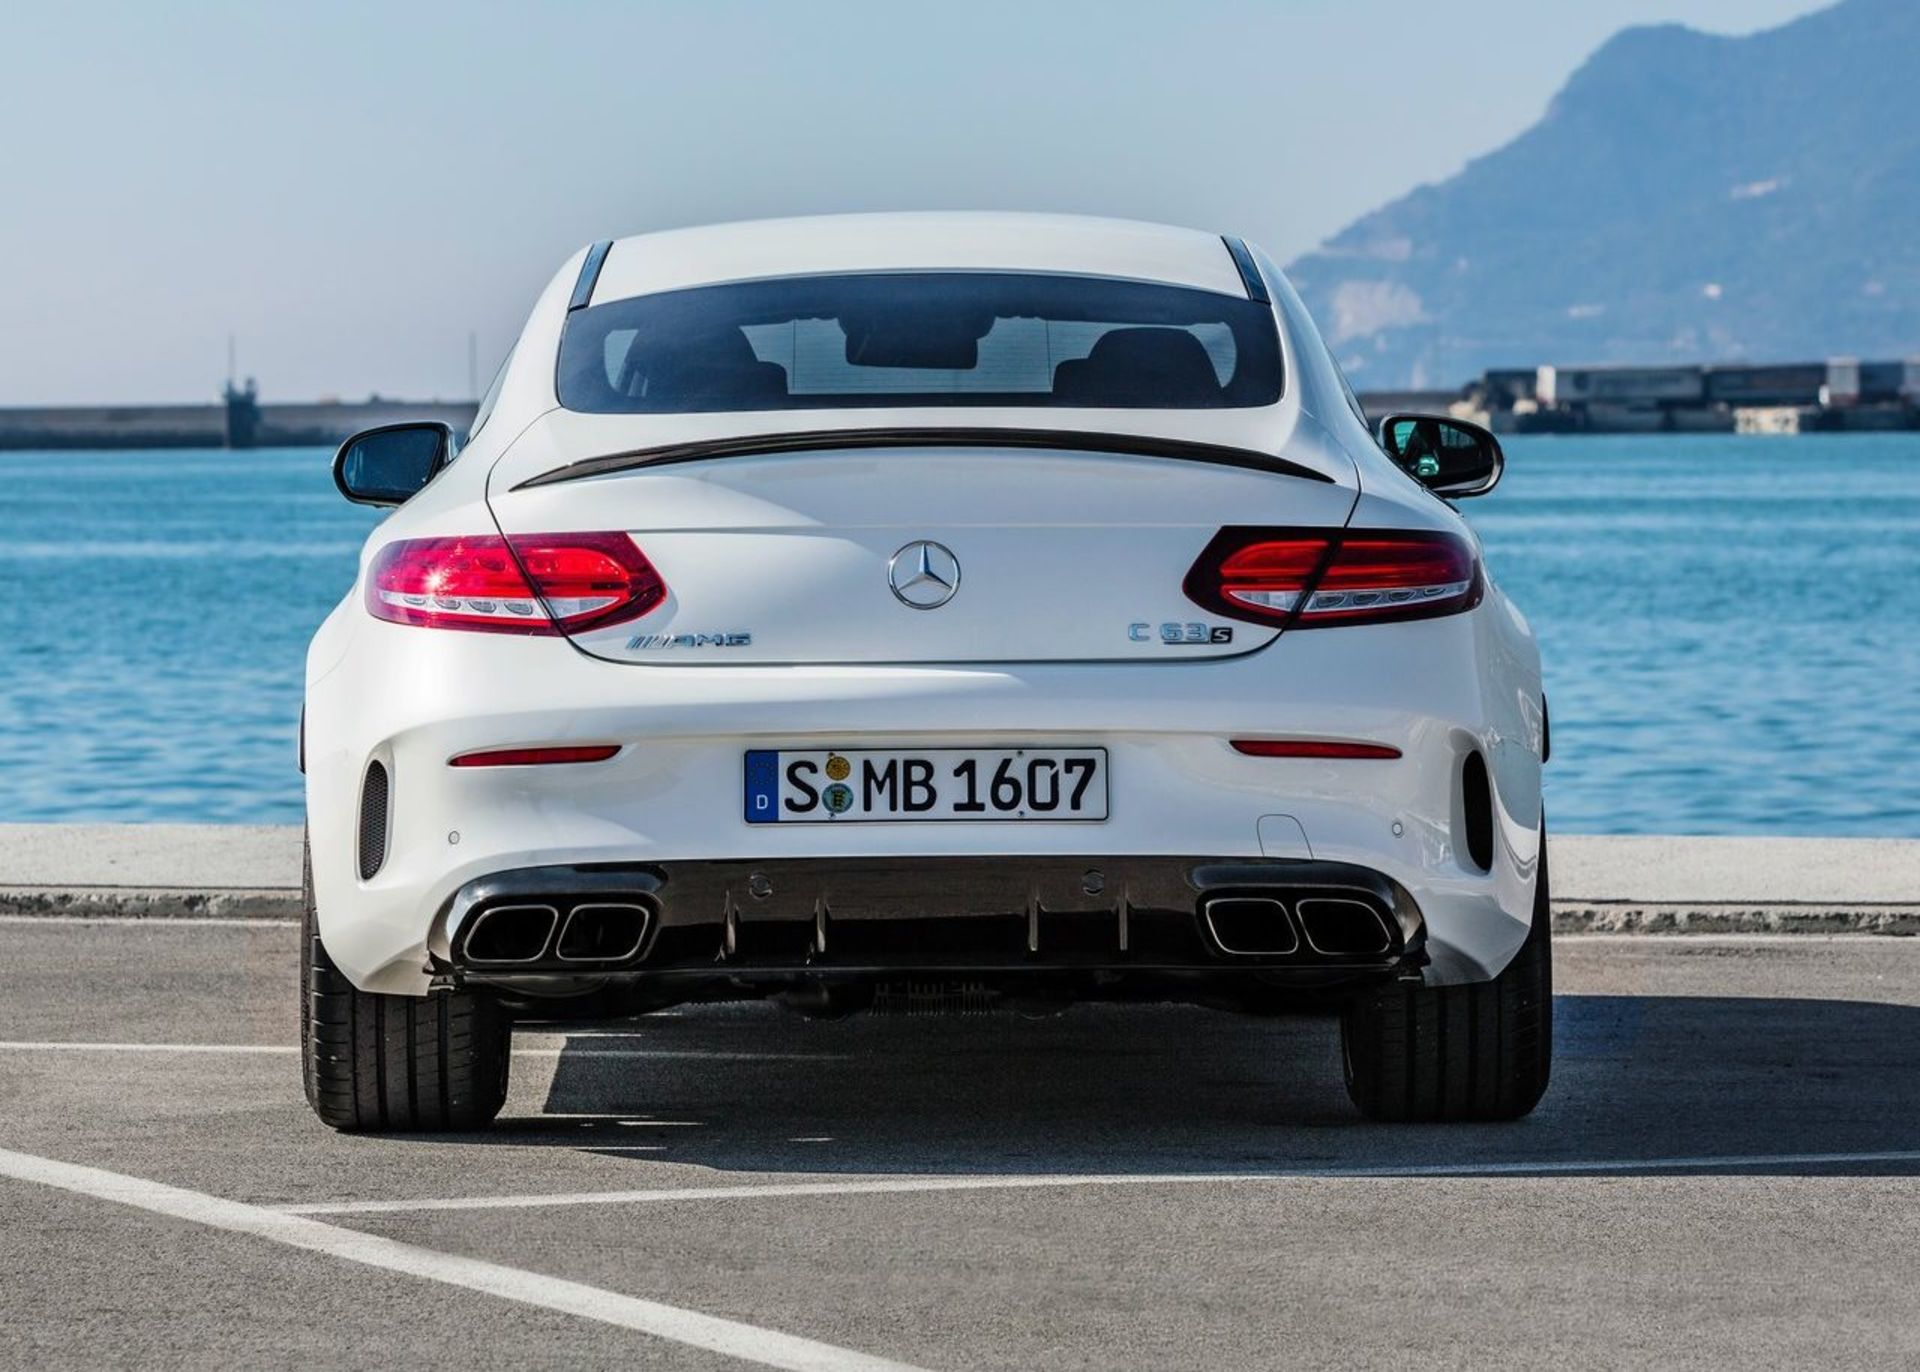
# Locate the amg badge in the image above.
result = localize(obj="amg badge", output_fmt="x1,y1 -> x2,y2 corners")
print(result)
625,632 -> 753,650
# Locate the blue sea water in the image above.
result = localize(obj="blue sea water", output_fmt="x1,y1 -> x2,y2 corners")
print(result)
0,436 -> 1915,833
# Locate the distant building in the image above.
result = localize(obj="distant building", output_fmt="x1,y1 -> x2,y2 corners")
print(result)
1360,358 -> 1920,434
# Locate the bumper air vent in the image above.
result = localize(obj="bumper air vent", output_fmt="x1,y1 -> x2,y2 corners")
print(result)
357,760 -> 390,880
1461,750 -> 1493,873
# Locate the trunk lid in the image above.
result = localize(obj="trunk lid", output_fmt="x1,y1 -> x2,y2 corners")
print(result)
485,418 -> 1357,666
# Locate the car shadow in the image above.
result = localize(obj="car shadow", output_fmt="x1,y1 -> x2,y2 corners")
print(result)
466,993 -> 1920,1179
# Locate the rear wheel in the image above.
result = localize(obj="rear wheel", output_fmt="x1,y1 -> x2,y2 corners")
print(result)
301,834 -> 510,1131
1340,830 -> 1552,1122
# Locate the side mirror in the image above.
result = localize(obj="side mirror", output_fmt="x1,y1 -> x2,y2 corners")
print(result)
1377,413 -> 1503,498
332,422 -> 456,506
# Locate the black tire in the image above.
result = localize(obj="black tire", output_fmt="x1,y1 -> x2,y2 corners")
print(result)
301,834 -> 510,1132
1340,829 -> 1553,1122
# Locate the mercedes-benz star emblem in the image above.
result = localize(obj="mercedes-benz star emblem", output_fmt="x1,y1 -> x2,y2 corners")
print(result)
888,540 -> 961,610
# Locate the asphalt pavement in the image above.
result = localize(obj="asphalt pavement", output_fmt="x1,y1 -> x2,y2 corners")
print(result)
2,919 -> 1917,1369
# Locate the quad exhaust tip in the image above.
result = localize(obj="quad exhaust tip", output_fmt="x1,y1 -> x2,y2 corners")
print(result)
462,904 -> 559,964
1200,893 -> 1397,959
1295,897 -> 1395,957
555,903 -> 651,963
459,900 -> 653,966
1201,895 -> 1299,956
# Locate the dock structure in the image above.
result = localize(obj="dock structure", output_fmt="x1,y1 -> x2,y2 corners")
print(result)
0,391 -> 478,451
2,357 -> 1915,449
1362,357 -> 1920,434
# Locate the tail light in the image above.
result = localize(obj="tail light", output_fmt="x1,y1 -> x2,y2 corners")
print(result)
1185,528 -> 1480,629
367,533 -> 664,634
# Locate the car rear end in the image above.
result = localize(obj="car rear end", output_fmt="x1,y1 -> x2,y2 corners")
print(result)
302,217 -> 1547,1128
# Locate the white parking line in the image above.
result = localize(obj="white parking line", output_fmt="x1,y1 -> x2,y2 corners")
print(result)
279,1148 -> 1920,1216
518,1059 -> 848,1066
0,1042 -> 838,1061
0,1144 -> 927,1372
0,1041 -> 297,1054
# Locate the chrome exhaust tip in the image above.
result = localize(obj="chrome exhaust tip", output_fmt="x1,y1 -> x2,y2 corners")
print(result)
462,903 -> 559,964
1295,897 -> 1395,957
555,902 -> 652,963
1200,895 -> 1300,956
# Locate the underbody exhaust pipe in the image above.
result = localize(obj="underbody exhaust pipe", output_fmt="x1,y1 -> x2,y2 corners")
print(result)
1201,896 -> 1299,956
462,904 -> 559,964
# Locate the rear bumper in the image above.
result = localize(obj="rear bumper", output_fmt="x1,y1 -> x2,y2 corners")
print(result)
306,606 -> 1543,995
433,854 -> 1426,998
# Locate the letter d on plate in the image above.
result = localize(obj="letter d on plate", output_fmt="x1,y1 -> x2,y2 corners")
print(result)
744,750 -> 780,823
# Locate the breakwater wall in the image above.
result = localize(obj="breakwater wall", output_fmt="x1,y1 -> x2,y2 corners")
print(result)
0,398 -> 478,451
9,355 -> 1919,448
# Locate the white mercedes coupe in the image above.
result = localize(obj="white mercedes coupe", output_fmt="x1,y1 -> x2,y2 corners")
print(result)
303,213 -> 1550,1131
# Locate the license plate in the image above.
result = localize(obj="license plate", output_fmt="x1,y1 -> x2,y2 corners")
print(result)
745,747 -> 1108,823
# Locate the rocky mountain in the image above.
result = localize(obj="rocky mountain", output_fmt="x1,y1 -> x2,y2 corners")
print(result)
1286,0 -> 1920,387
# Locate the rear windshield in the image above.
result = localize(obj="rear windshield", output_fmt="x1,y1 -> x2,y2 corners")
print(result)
557,272 -> 1282,413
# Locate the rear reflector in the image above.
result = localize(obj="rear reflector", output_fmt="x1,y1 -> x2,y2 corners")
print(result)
1230,739 -> 1402,759
450,745 -> 622,768
367,533 -> 665,634
1185,528 -> 1480,629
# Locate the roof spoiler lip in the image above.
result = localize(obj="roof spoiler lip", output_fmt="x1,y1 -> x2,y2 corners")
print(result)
1222,236 -> 1270,304
510,425 -> 1338,490
568,240 -> 615,312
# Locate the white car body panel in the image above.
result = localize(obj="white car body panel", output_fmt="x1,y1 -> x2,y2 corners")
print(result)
304,213 -> 1544,1000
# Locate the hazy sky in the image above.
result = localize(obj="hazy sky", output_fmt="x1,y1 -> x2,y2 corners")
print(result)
1,0 -> 1824,405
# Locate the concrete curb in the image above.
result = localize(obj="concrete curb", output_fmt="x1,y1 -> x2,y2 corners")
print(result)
0,886 -> 301,921
1549,903 -> 1920,936
1,825 -> 1912,932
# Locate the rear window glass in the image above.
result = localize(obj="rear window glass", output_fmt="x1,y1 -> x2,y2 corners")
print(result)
557,272 -> 1282,413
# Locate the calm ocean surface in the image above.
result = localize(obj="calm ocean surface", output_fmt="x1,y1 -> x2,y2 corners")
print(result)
0,435 -> 1915,833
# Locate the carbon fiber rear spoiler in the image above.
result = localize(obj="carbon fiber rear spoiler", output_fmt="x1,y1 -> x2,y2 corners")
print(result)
514,426 -> 1334,489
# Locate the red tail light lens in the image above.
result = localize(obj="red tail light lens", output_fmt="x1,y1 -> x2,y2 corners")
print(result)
507,533 -> 666,631
367,533 -> 665,634
1185,528 -> 1480,629
1205,536 -> 1331,620
1304,534 -> 1479,626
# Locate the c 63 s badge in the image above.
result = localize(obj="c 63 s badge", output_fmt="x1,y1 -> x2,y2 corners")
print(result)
626,631 -> 753,650
1130,622 -> 1233,645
